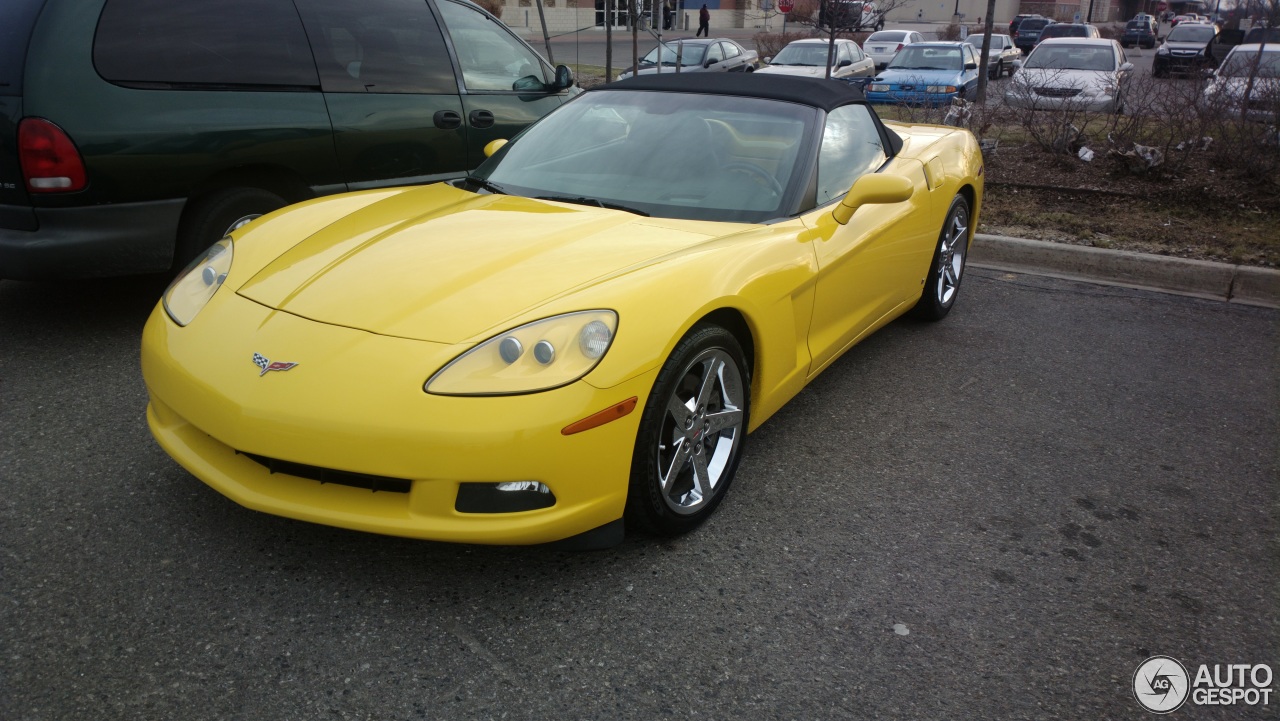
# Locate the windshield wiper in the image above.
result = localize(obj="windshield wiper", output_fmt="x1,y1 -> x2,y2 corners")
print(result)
535,195 -> 650,216
465,176 -> 507,195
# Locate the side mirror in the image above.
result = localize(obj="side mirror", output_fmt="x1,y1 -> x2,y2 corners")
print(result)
1119,62 -> 1134,72
838,59 -> 853,68
483,139 -> 508,158
965,61 -> 979,70
1013,59 -> 1023,69
763,56 -> 773,64
831,174 -> 914,225
704,59 -> 715,68
552,64 -> 575,90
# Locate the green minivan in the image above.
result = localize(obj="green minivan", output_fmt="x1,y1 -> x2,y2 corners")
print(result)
0,0 -> 575,279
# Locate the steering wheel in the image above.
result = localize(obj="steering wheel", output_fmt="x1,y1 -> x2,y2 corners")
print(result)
721,162 -> 784,196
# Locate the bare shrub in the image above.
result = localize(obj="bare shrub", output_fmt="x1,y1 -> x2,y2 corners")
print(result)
1100,76 -> 1217,176
1000,68 -> 1106,155
475,0 -> 503,17
936,22 -> 961,41
786,0 -> 818,24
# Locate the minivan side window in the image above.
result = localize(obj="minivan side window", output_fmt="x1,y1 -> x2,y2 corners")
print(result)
295,0 -> 458,94
94,0 -> 318,87
435,0 -> 549,91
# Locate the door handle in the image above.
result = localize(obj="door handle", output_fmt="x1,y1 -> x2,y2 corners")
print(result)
468,109 -> 495,129
433,110 -> 462,130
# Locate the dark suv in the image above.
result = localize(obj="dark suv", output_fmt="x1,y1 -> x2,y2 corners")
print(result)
1,0 -> 575,280
1153,21 -> 1221,77
1014,18 -> 1055,54
1121,17 -> 1159,48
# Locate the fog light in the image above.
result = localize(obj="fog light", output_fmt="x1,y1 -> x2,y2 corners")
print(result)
455,482 -> 556,513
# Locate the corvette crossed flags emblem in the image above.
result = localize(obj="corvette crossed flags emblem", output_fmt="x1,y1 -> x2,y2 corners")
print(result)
252,352 -> 298,377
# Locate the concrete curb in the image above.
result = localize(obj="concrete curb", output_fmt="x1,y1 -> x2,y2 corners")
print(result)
969,234 -> 1280,309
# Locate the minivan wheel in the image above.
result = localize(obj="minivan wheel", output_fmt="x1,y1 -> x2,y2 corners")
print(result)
175,187 -> 286,270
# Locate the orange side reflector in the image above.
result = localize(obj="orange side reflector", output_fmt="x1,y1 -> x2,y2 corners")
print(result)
561,397 -> 638,436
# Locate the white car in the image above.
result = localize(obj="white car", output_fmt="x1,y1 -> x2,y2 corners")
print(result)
1202,43 -> 1280,122
862,29 -> 926,70
757,38 -> 875,80
1005,37 -> 1134,114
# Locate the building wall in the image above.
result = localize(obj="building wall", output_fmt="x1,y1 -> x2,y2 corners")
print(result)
498,0 -> 748,31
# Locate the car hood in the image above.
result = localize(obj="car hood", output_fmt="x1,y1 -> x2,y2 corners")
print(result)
235,184 -> 726,344
876,68 -> 964,84
757,65 -> 835,77
1013,66 -> 1116,90
1161,39 -> 1211,50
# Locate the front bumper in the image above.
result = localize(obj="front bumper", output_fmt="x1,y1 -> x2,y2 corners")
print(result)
866,89 -> 959,106
1004,91 -> 1118,113
141,294 -> 655,545
0,199 -> 185,279
1154,53 -> 1212,73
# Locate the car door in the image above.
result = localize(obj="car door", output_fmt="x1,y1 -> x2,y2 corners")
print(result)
703,42 -> 728,71
434,0 -> 569,168
849,42 -> 876,76
961,44 -> 980,97
803,104 -> 933,373
296,0 -> 470,190
720,41 -> 748,71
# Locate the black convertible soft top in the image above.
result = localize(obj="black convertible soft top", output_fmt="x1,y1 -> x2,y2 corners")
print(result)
604,72 -> 867,112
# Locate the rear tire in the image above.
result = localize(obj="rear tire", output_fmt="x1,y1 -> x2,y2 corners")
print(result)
174,187 -> 286,271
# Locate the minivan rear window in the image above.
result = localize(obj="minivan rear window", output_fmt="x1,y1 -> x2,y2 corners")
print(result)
0,0 -> 47,96
94,0 -> 319,88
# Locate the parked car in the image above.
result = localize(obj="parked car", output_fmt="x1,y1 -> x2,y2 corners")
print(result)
964,33 -> 1023,78
818,0 -> 884,31
1243,27 -> 1280,45
1037,23 -> 1102,42
1006,38 -> 1134,113
1014,17 -> 1056,55
0,0 -> 576,281
758,38 -> 875,80
1010,13 -> 1045,36
863,29 -> 927,70
141,73 -> 984,547
1121,16 -> 1160,48
1201,43 -> 1280,122
616,38 -> 758,79
1170,14 -> 1194,26
1153,22 -> 1220,77
866,42 -> 982,105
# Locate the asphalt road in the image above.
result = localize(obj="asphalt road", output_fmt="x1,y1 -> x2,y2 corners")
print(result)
1,270 -> 1276,720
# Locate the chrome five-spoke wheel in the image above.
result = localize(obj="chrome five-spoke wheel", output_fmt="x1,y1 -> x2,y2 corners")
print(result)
912,194 -> 970,321
627,324 -> 750,536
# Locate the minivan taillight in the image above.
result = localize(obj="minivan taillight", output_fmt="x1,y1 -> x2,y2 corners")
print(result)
18,118 -> 87,193
896,43 -> 904,51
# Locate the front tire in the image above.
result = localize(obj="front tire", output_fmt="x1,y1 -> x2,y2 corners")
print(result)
625,324 -> 750,537
911,194 -> 970,321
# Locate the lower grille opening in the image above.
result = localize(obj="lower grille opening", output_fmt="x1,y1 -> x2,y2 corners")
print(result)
239,452 -> 412,494
456,482 -> 556,513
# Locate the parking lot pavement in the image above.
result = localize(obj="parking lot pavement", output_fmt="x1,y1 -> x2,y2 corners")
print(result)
1,269 -> 1274,720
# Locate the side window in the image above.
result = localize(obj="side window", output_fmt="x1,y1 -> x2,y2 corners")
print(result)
435,0 -> 549,91
725,42 -> 742,59
838,43 -> 853,63
295,0 -> 457,94
706,43 -> 726,64
816,104 -> 887,206
94,0 -> 317,87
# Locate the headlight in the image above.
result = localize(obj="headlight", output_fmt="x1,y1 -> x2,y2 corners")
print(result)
163,238 -> 232,326
927,85 -> 958,93
868,83 -> 889,92
1157,47 -> 1170,55
425,310 -> 618,396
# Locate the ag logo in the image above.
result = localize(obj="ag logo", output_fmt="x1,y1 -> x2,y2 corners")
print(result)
1134,655 -> 1190,713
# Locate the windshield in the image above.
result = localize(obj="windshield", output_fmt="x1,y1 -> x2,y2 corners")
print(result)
0,0 -> 47,96
474,90 -> 817,223
1219,50 -> 1280,78
1025,45 -> 1116,70
867,31 -> 906,42
772,43 -> 835,66
641,43 -> 706,66
1020,19 -> 1050,32
887,45 -> 962,70
1040,25 -> 1090,38
1167,25 -> 1215,42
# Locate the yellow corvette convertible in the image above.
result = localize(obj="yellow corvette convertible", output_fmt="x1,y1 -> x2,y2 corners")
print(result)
142,74 -> 983,548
